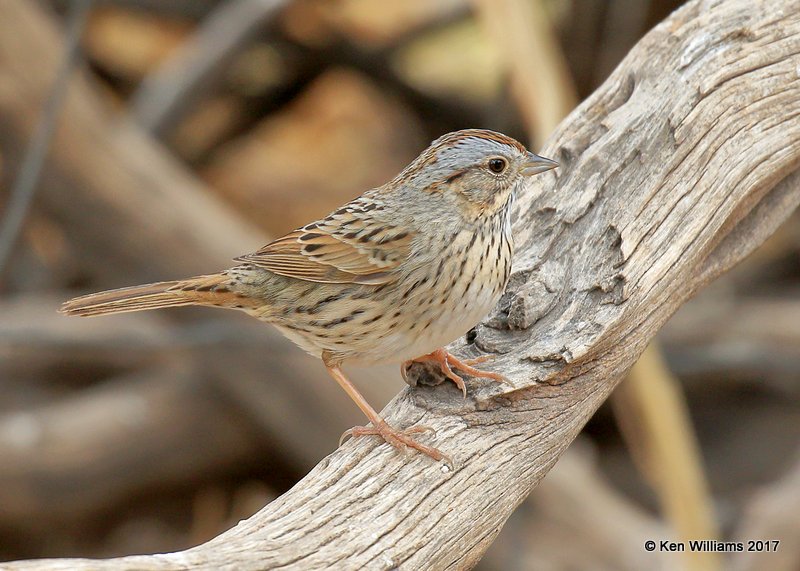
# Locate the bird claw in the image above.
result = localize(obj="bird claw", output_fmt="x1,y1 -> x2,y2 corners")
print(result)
406,349 -> 513,396
459,354 -> 493,367
339,421 -> 451,467
445,352 -> 514,388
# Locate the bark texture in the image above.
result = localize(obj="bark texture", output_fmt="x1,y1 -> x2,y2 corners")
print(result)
8,0 -> 800,568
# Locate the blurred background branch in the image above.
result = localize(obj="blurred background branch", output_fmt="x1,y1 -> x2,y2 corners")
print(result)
0,0 -> 91,280
616,345 -> 721,571
131,0 -> 289,136
474,0 -> 577,145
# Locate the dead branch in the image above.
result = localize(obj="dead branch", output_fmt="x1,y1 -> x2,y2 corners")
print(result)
6,0 -> 800,568
1,296 -> 651,558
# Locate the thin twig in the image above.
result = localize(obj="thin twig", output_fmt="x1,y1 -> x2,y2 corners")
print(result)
50,0 -> 218,19
0,0 -> 92,280
130,0 -> 289,136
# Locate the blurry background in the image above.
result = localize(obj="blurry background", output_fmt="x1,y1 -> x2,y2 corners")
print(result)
1,0 -> 798,569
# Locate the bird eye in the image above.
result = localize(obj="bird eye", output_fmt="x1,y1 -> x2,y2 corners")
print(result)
488,158 -> 507,174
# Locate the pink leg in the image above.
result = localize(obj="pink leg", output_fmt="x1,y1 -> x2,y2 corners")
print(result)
323,354 -> 450,465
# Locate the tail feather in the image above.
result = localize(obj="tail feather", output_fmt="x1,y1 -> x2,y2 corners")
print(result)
60,281 -> 192,317
60,274 -> 240,317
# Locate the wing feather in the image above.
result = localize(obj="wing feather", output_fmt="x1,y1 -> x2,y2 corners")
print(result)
235,204 -> 412,285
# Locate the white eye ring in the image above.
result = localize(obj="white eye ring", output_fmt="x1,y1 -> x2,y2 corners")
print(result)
488,157 -> 507,174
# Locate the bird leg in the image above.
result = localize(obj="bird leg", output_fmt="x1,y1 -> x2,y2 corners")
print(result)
324,359 -> 449,465
402,348 -> 512,397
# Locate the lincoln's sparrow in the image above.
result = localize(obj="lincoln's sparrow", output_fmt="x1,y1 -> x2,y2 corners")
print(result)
61,129 -> 557,463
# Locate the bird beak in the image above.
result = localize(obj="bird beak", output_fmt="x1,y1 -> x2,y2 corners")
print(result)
522,152 -> 559,176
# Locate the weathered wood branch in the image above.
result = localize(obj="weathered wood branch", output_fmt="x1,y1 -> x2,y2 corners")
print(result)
1,304 -> 660,562
8,0 -> 800,568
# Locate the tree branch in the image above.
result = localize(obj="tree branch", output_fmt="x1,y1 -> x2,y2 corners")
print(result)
7,0 -> 800,568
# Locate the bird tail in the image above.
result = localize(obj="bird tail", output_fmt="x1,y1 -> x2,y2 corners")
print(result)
60,274 -> 239,317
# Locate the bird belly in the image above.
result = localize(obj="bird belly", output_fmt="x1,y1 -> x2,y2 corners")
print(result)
263,284 -> 499,365
270,323 -> 326,359
352,250 -> 506,366
254,225 -> 512,366
371,223 -> 512,364
381,286 -> 500,364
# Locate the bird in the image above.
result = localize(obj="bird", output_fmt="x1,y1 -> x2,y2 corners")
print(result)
61,129 -> 557,464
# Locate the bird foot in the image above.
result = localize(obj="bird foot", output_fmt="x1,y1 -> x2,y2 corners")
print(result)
340,421 -> 451,466
403,349 -> 513,397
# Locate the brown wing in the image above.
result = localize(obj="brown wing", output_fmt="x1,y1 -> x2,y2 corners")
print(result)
234,205 -> 412,285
